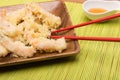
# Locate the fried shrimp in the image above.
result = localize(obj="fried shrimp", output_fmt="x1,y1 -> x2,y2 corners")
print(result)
0,35 -> 36,58
26,3 -> 61,29
6,8 -> 26,26
0,16 -> 18,37
29,37 -> 67,53
0,44 -> 9,57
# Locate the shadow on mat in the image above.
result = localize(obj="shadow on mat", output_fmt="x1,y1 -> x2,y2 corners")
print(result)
0,56 -> 78,72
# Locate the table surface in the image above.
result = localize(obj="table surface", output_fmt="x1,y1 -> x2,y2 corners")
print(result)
0,0 -> 120,80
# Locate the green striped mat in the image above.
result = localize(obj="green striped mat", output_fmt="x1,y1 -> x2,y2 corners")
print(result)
0,0 -> 120,80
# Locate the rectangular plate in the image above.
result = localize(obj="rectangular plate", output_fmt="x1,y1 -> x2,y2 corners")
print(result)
0,1 -> 80,67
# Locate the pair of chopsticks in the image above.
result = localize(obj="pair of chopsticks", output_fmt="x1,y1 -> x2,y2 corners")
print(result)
51,13 -> 120,42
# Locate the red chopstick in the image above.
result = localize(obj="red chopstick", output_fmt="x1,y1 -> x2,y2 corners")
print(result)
51,13 -> 120,34
50,36 -> 120,42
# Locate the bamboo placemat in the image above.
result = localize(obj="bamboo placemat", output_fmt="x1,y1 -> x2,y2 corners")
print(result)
0,0 -> 120,80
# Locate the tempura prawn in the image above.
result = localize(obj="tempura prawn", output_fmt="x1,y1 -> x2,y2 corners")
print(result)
0,33 -> 36,58
0,43 -> 9,57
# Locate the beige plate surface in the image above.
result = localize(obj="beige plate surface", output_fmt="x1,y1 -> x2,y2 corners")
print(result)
0,0 -> 80,67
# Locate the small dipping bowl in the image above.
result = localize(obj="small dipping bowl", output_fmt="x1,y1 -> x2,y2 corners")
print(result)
82,0 -> 120,20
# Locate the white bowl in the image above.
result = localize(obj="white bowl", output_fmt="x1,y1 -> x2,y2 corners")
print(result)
82,0 -> 120,20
